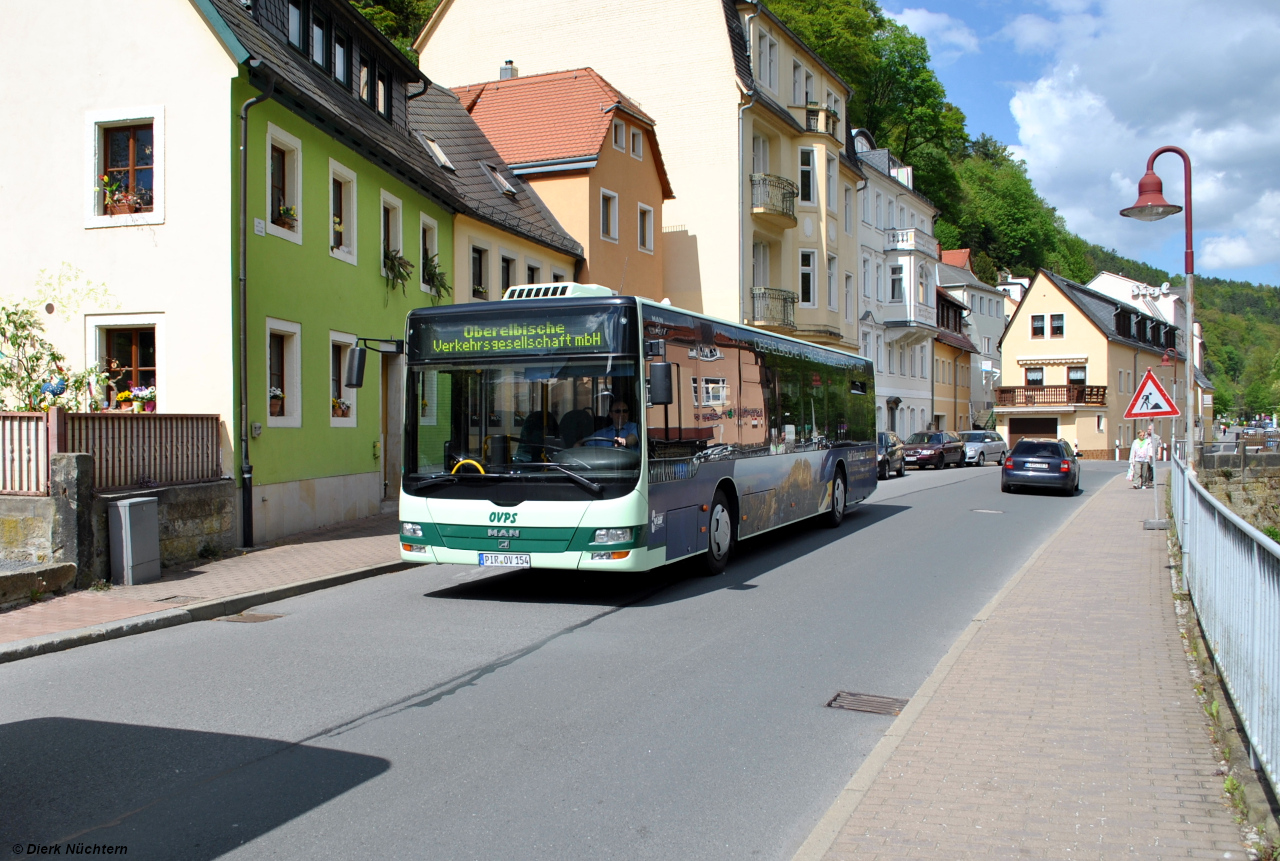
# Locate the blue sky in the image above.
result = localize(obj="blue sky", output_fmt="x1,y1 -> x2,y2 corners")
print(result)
879,0 -> 1280,287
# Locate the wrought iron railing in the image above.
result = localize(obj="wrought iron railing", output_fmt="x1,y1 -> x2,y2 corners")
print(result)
995,385 -> 1107,407
750,287 -> 797,330
805,106 -> 840,138
750,173 -> 798,222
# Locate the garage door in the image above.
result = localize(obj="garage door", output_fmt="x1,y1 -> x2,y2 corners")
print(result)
1009,417 -> 1058,446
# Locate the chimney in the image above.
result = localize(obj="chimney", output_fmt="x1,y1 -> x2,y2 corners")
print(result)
500,60 -> 518,80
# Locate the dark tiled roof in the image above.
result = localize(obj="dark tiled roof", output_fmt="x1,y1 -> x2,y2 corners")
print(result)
722,0 -> 753,90
407,87 -> 582,258
205,0 -> 462,213
752,89 -> 806,135
854,148 -> 936,211
1041,269 -> 1182,357
935,261 -> 988,290
936,329 -> 978,352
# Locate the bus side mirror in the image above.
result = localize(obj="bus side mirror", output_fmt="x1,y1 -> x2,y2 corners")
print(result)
649,362 -> 673,405
345,347 -> 367,388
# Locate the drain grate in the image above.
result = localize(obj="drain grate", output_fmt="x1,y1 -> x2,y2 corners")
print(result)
826,691 -> 909,715
215,613 -> 282,623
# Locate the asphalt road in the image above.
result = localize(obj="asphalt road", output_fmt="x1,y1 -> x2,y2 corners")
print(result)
2,460 -> 1127,860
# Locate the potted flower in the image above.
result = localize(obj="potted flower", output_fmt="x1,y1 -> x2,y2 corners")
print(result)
331,216 -> 344,251
269,386 -> 285,416
274,205 -> 297,230
115,390 -> 133,411
132,386 -> 157,413
331,397 -> 351,418
98,175 -> 137,216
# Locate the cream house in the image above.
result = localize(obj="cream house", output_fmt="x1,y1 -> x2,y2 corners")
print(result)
414,0 -> 894,361
996,269 -> 1186,457
937,249 -> 1008,429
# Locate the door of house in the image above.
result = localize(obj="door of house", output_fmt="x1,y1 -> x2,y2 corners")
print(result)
1009,417 -> 1058,446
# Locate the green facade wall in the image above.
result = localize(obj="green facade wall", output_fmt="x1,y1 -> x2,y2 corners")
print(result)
231,75 -> 455,490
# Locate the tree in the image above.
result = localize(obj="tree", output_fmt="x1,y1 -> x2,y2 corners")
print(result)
348,0 -> 438,62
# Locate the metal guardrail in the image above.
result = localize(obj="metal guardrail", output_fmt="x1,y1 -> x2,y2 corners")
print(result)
66,413 -> 223,490
1171,452 -> 1280,798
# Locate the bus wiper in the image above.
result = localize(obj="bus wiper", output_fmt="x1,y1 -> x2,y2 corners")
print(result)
405,475 -> 458,492
532,463 -> 603,494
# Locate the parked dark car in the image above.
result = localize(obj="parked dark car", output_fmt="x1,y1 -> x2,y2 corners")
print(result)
902,431 -> 965,469
877,431 -> 906,478
1001,437 -> 1080,495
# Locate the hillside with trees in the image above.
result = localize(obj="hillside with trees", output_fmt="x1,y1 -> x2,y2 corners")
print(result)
352,0 -> 1280,418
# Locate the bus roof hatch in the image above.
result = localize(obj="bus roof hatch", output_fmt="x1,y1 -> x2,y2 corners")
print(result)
501,283 -> 616,300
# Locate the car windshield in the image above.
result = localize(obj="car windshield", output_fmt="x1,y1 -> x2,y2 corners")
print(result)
878,433 -> 895,445
1013,441 -> 1062,458
404,356 -> 642,500
958,432 -> 985,442
905,432 -> 944,445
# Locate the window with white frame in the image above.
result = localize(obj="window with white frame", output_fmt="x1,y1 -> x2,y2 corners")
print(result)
898,344 -> 905,376
804,70 -> 814,103
600,189 -> 619,241
379,189 -> 402,276
415,132 -> 455,171
287,0 -> 302,47
861,330 -> 870,360
876,262 -> 884,301
630,127 -> 643,160
917,263 -> 931,304
844,185 -> 853,234
862,185 -> 870,223
886,201 -> 895,230
798,148 -> 815,204
844,273 -> 854,322
752,241 -> 770,288
480,162 -> 516,196
329,331 -> 358,427
86,107 -> 166,228
827,254 -> 838,311
792,61 -> 803,104
471,244 -> 489,299
826,154 -> 836,211
887,340 -> 894,373
329,159 -> 357,264
982,336 -> 992,354
612,119 -> 626,151
898,205 -> 905,229
920,345 -> 928,379
875,334 -> 883,368
419,213 -> 439,294
266,317 -> 301,428
266,123 -> 302,243
637,203 -> 654,252
799,250 -> 816,307
833,95 -> 842,125
861,257 -> 870,298
889,265 -> 903,302
752,134 -> 769,173
875,192 -> 882,228
756,31 -> 778,90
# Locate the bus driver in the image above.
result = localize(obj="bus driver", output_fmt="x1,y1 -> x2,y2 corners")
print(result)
576,400 -> 640,449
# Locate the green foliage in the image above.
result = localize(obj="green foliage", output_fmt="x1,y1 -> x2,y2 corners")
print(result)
419,252 -> 453,306
0,304 -> 108,412
383,246 -> 416,301
348,0 -> 438,63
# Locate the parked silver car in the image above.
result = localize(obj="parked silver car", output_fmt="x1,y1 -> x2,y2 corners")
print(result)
958,430 -> 1007,466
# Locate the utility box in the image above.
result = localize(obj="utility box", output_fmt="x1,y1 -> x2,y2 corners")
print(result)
109,497 -> 161,585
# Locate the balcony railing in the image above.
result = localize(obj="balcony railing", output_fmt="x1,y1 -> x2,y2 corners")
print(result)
805,106 -> 841,138
750,287 -> 797,330
884,228 -> 938,258
995,385 -> 1107,407
750,173 -> 798,227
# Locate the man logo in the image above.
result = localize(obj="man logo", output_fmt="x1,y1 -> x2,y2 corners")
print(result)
487,528 -> 520,538
498,539 -> 510,549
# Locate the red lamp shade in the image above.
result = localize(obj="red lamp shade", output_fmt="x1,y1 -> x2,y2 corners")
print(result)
1120,169 -> 1182,222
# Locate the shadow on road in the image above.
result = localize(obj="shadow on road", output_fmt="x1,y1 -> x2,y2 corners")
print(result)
423,502 -> 910,608
3,718 -> 388,858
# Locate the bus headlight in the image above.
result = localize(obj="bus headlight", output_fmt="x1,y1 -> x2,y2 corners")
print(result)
593,527 -> 633,544
402,522 -> 423,538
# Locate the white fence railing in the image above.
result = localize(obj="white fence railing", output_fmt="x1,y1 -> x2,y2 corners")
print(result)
1171,453 -> 1280,798
0,412 -> 50,495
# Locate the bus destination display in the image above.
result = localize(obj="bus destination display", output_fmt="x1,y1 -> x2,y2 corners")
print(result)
411,309 -> 628,360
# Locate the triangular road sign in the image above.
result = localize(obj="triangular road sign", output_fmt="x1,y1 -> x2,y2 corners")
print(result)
1124,368 -> 1180,419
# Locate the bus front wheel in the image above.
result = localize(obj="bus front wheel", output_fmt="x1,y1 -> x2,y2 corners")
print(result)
705,490 -> 734,576
824,469 -> 846,528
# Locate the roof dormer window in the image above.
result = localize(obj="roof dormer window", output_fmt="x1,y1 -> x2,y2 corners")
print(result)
310,14 -> 328,69
415,132 -> 455,171
481,162 -> 516,196
287,0 -> 302,48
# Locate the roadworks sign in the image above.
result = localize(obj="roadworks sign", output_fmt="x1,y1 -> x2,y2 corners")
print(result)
1124,368 -> 1180,419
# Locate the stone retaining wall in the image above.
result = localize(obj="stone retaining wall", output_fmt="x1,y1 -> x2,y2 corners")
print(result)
1196,448 -> 1280,534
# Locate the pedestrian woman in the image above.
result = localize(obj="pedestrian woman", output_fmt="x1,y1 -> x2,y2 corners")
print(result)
1129,430 -> 1148,489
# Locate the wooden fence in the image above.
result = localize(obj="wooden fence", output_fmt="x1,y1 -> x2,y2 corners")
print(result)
0,412 -> 52,495
1,409 -> 224,494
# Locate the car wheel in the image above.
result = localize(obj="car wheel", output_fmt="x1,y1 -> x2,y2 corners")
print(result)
704,490 -> 734,576
878,461 -> 887,480
934,459 -> 944,469
896,460 -> 905,477
824,469 -> 846,529
998,450 -> 1007,465
1001,482 -> 1013,493
977,452 -> 985,467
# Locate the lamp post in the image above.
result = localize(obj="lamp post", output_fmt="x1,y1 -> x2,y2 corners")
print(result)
1121,146 -> 1195,470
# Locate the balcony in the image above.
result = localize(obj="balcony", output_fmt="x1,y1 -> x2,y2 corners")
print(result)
995,385 -> 1107,408
749,287 -> 797,331
884,299 -> 936,329
884,228 -> 938,258
804,105 -> 841,139
750,173 -> 798,228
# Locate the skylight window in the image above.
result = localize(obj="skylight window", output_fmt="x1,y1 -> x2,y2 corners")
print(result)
415,132 -> 454,171
480,162 -> 516,196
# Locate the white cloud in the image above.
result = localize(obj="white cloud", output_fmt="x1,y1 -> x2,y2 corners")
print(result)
1007,0 -> 1280,278
886,8 -> 980,64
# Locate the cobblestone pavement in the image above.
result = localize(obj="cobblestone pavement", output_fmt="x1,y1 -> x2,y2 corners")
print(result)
815,474 -> 1245,860
0,514 -> 399,644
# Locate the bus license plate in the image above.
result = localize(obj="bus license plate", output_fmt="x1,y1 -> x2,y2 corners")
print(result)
480,553 -> 531,567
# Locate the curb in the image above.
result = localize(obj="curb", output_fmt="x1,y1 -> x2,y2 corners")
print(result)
790,472 -> 1122,861
0,559 -> 414,665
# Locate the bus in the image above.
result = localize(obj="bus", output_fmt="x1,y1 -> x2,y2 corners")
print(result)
381,283 -> 876,575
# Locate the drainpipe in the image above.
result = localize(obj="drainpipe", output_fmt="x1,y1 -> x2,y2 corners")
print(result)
238,62 -> 275,548
738,3 -> 759,325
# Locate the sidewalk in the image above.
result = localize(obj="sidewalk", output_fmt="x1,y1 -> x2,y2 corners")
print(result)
0,513 -> 403,659
798,472 -> 1247,859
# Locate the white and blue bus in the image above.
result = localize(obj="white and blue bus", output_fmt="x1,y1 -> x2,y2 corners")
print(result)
391,284 -> 876,574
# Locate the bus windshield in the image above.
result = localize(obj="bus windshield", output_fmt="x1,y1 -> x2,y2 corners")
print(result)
404,356 -> 643,501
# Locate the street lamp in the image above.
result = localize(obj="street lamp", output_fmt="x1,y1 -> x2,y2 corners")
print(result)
1121,146 -> 1196,469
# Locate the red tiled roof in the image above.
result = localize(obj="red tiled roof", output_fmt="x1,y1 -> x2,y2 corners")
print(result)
936,330 -> 979,353
941,249 -> 971,270
453,68 -> 673,199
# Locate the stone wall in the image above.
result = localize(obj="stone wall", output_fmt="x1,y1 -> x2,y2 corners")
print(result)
1196,448 -> 1280,534
0,495 -> 55,565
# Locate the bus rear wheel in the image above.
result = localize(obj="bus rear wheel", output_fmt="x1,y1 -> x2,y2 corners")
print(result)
704,490 -> 734,576
824,468 -> 846,528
